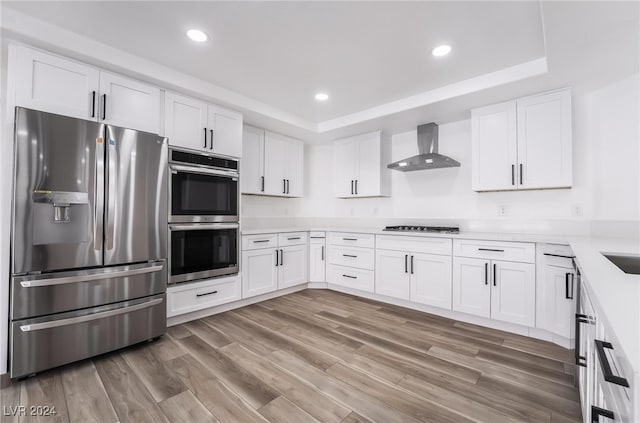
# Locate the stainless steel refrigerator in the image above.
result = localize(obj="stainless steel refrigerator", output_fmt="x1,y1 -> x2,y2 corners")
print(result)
10,107 -> 168,378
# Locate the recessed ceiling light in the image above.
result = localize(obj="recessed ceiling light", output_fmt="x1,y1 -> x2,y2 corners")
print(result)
187,29 -> 208,42
432,45 -> 452,57
315,93 -> 329,101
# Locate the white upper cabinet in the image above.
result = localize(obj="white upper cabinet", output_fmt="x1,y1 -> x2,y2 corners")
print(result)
165,91 -> 242,157
471,100 -> 517,191
242,128 -> 304,197
14,45 -> 161,134
241,125 -> 266,195
208,104 -> 243,158
471,88 -> 572,191
333,131 -> 391,198
99,71 -> 160,134
517,90 -> 572,189
15,45 -> 99,120
164,92 -> 208,151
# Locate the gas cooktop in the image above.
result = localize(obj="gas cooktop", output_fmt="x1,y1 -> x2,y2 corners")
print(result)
383,226 -> 460,234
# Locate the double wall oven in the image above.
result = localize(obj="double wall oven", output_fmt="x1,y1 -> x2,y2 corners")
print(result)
168,148 -> 240,284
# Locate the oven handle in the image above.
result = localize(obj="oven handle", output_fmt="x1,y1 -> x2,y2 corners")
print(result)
169,164 -> 238,179
170,223 -> 239,231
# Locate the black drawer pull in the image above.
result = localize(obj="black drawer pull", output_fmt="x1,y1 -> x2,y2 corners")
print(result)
478,248 -> 504,252
342,274 -> 357,279
287,237 -> 301,240
253,240 -> 270,243
91,91 -> 96,117
343,238 -> 358,241
484,263 -> 488,285
591,405 -> 614,422
544,253 -> 575,259
196,290 -> 218,297
310,236 -> 325,239
343,254 -> 358,258
565,273 -> 574,299
575,313 -> 589,367
595,340 -> 630,387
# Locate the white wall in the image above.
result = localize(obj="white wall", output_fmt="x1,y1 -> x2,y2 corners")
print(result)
243,74 -> 640,236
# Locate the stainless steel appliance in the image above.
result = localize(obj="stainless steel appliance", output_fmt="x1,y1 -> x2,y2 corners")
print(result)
169,148 -> 239,223
387,123 -> 460,171
10,107 -> 168,378
169,223 -> 239,284
383,225 -> 460,234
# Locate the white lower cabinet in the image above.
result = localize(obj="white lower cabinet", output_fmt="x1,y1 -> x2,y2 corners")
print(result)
453,257 -> 535,325
309,233 -> 326,282
167,276 -> 241,318
327,265 -> 374,292
411,253 -> 453,310
279,244 -> 308,289
375,249 -> 411,300
242,248 -> 278,298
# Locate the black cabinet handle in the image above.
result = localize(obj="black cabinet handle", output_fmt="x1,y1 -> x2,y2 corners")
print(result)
203,128 -> 207,148
543,253 -> 575,259
351,180 -> 354,195
484,263 -> 488,285
196,290 -> 218,297
591,405 -> 614,422
275,250 -> 279,267
410,255 -> 414,274
493,263 -> 497,286
595,340 -> 630,387
286,179 -> 290,194
283,179 -> 286,194
91,91 -> 96,117
519,163 -> 523,185
405,254 -> 408,273
279,249 -> 283,266
511,164 -> 515,186
478,248 -> 504,252
253,239 -> 269,243
565,273 -> 575,299
210,129 -> 214,149
575,313 -> 589,367
343,238 -> 358,241
287,237 -> 301,241
321,246 -> 324,261
310,237 -> 324,239
343,254 -> 358,258
261,176 -> 265,192
342,274 -> 357,279
102,94 -> 107,120
355,180 -> 358,195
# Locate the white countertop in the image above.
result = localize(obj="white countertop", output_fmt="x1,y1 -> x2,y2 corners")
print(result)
242,225 -> 640,372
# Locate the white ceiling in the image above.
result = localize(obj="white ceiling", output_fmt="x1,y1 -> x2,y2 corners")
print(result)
2,1 -> 639,142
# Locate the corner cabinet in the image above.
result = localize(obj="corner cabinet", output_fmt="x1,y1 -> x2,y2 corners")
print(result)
14,45 -> 160,134
471,88 -> 572,191
241,125 -> 304,197
333,131 -> 391,198
165,91 -> 242,158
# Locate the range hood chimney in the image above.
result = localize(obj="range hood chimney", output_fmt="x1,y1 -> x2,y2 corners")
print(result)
388,123 -> 460,171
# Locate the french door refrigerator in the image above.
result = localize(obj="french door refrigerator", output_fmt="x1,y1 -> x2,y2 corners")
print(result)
10,107 -> 168,378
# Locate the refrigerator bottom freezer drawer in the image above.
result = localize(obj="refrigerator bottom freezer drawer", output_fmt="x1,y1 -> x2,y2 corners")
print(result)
10,293 -> 166,379
11,261 -> 167,320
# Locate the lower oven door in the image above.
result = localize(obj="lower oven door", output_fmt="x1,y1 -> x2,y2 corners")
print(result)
169,223 -> 239,284
10,293 -> 166,378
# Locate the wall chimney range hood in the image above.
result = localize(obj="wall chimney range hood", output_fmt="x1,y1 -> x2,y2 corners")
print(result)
388,123 -> 460,171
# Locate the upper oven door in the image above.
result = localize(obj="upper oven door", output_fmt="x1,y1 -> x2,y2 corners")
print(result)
169,164 -> 239,223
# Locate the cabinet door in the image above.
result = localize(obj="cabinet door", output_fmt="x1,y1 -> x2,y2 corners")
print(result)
517,89 -> 572,189
538,265 -> 575,338
309,243 -> 326,282
241,125 -> 265,194
490,260 -> 535,326
279,244 -> 308,289
375,249 -> 410,300
164,92 -> 208,151
285,140 -> 304,197
208,104 -> 243,158
452,257 -> 491,318
355,132 -> 381,197
471,100 -> 518,191
333,138 -> 358,197
99,72 -> 160,134
411,253 -> 453,310
242,249 -> 278,299
264,132 -> 287,196
15,46 -> 99,120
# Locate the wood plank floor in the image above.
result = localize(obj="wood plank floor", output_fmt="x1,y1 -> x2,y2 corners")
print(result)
1,289 -> 581,423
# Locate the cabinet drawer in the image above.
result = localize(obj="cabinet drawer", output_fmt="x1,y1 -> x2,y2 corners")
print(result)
327,264 -> 374,293
167,276 -> 240,317
376,235 -> 452,255
327,232 -> 375,249
278,232 -> 308,247
453,239 -> 535,263
538,243 -> 574,269
242,234 -> 278,251
327,246 -> 375,270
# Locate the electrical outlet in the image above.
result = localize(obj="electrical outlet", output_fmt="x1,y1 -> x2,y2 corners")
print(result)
498,205 -> 508,217
572,205 -> 583,217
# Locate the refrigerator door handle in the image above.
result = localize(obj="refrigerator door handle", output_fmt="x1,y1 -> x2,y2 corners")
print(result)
19,297 -> 163,332
94,137 -> 105,251
105,134 -> 116,250
18,263 -> 164,288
